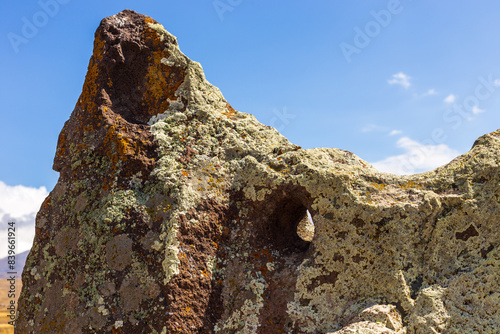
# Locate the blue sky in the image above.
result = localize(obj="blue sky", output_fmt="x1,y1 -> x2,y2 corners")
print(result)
2,1 -> 500,256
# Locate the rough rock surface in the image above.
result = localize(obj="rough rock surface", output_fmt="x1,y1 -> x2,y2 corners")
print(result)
16,9 -> 500,334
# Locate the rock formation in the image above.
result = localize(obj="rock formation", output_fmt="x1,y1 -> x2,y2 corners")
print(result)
16,9 -> 499,334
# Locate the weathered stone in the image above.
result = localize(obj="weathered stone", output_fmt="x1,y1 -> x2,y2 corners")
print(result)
328,321 -> 398,334
353,305 -> 403,331
16,9 -> 500,334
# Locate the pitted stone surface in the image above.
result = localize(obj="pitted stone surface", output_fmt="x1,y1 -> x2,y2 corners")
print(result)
16,9 -> 500,334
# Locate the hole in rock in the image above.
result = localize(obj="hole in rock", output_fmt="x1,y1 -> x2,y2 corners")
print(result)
268,197 -> 315,254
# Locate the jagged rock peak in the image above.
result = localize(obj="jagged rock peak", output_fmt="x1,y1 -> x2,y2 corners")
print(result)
85,9 -> 230,124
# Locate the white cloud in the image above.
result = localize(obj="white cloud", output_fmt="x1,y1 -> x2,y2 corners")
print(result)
472,105 -> 485,114
388,72 -> 411,89
371,137 -> 460,175
361,124 -> 386,133
0,181 -> 48,260
444,94 -> 456,104
0,181 -> 48,220
494,79 -> 500,87
414,89 -> 437,98
389,130 -> 402,136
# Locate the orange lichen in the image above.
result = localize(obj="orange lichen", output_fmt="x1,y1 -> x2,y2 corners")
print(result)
77,34 -> 107,114
140,20 -> 185,119
399,180 -> 423,190
370,182 -> 386,191
42,198 -> 52,208
221,109 -> 237,118
56,132 -> 67,159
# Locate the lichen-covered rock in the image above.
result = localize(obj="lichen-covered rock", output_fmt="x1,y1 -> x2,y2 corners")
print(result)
328,304 -> 405,334
329,321 -> 398,334
16,9 -> 500,334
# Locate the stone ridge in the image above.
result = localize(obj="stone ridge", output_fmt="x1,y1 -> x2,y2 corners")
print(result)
16,9 -> 500,334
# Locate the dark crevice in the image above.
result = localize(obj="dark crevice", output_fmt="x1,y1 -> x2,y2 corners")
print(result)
455,224 -> 479,241
410,275 -> 424,300
252,185 -> 315,256
480,244 -> 495,259
268,197 -> 312,254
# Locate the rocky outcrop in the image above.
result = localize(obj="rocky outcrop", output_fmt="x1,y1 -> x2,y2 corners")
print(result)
16,9 -> 500,334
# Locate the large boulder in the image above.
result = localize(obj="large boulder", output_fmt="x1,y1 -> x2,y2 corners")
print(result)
16,9 -> 500,334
